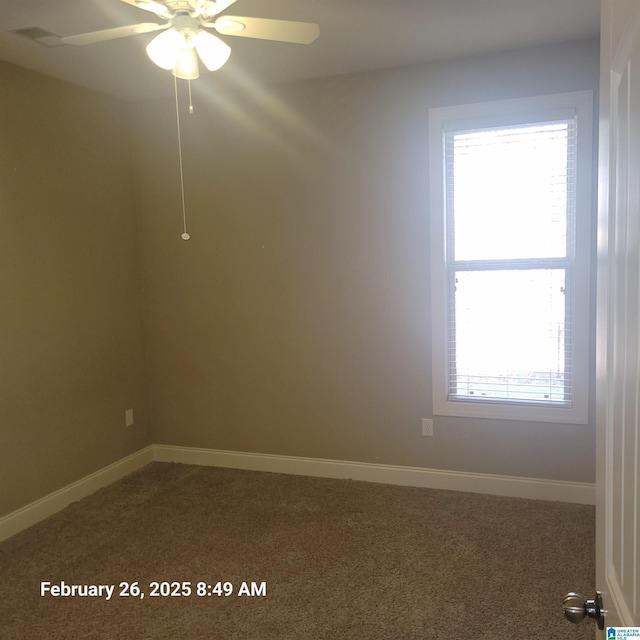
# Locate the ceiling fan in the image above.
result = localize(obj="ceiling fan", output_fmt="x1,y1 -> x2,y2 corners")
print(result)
61,0 -> 320,79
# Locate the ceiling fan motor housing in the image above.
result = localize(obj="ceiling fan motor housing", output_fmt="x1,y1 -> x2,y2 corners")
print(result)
163,1 -> 217,17
172,13 -> 201,32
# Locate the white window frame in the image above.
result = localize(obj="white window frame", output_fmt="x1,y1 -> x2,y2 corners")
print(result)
429,91 -> 593,424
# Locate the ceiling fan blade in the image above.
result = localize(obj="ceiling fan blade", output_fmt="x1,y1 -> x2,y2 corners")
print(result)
195,0 -> 238,18
213,16 -> 319,44
62,22 -> 168,46
118,0 -> 173,19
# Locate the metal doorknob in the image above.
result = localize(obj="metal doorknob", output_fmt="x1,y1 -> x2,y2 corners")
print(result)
562,592 -> 605,629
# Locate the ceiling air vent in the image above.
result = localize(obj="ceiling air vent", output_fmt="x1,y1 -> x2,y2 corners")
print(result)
11,27 -> 64,48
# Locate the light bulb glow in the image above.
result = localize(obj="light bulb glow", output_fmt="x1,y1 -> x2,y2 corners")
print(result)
173,44 -> 200,79
146,28 -> 184,70
193,30 -> 231,71
147,27 -> 229,77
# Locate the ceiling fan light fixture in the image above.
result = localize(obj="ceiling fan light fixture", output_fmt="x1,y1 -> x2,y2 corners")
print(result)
193,30 -> 231,71
146,28 -> 184,69
172,43 -> 200,79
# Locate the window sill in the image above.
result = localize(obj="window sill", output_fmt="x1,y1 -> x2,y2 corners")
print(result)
434,397 -> 589,424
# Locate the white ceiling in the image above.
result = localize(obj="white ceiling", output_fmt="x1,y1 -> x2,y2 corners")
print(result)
0,0 -> 600,102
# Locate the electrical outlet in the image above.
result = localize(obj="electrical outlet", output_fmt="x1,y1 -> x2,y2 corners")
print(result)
422,418 -> 434,437
125,409 -> 134,427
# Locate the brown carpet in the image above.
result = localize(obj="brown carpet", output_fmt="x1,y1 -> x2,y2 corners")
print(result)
0,462 -> 595,639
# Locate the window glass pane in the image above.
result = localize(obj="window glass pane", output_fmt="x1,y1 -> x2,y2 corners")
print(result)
448,122 -> 574,262
451,269 -> 569,404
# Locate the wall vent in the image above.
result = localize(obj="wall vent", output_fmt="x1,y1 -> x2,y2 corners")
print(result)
11,27 -> 64,48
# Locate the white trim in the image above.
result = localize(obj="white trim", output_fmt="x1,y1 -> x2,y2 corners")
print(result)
0,446 -> 154,543
607,565 -> 636,626
0,444 -> 594,543
153,445 -> 595,505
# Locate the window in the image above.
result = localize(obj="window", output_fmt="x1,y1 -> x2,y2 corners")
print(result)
429,92 -> 593,424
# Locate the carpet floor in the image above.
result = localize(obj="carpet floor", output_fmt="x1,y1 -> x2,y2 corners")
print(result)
0,462 -> 595,639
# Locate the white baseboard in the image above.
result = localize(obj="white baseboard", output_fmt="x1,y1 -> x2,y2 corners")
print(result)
0,444 -> 595,544
153,444 -> 596,505
0,446 -> 154,543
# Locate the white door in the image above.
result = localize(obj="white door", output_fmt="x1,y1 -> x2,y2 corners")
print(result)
595,0 -> 640,632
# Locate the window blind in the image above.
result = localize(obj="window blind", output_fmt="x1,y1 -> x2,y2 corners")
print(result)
444,119 -> 577,407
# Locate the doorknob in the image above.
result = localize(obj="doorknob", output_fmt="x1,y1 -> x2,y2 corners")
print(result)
562,592 -> 605,629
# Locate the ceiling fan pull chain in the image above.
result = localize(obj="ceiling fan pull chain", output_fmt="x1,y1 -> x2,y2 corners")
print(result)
188,78 -> 194,115
174,74 -> 191,241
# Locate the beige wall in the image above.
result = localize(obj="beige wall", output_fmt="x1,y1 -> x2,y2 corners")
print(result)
131,39 -> 599,483
0,61 -> 151,517
0,39 -> 599,520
